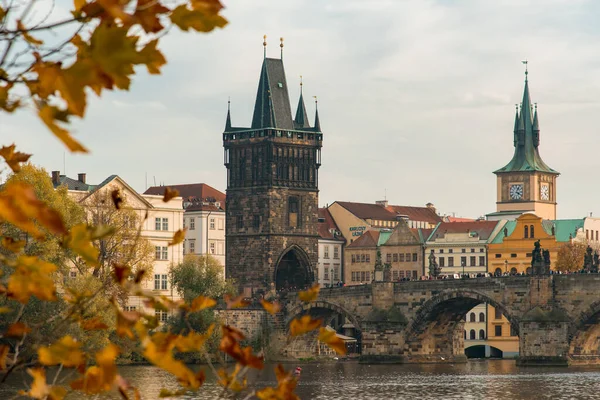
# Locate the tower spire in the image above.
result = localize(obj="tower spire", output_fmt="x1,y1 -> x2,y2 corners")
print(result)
263,34 -> 267,59
225,97 -> 231,130
294,76 -> 309,128
513,104 -> 519,147
280,37 -> 284,60
313,96 -> 321,132
533,103 -> 540,147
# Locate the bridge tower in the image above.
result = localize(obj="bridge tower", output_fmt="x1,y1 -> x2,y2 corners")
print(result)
492,68 -> 559,220
223,37 -> 323,296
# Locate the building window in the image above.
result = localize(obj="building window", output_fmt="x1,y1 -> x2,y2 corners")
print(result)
405,253 -> 410,261
360,271 -> 365,281
154,274 -> 168,290
189,240 -> 195,254
333,266 -> 339,281
155,218 -> 161,230
189,218 -> 195,230
494,325 -> 502,337
448,257 -> 454,267
470,256 -> 476,266
439,249 -> 444,254
511,253 -> 517,258
361,254 -> 366,263
183,219 -> 186,229
366,254 -> 370,263
461,249 -> 466,253
449,249 -> 453,253
210,218 -> 215,230
155,310 -> 168,323
469,330 -> 475,340
324,268 -> 329,280
479,256 -> 485,266
495,254 -> 501,258
479,329 -> 485,340
253,215 -> 260,230
393,253 -> 398,263
162,218 -> 168,231
469,313 -> 476,322
236,215 -> 243,229
162,247 -> 168,260
470,248 -> 475,253
334,247 -> 339,259
69,271 -> 77,279
155,246 -> 161,260
530,225 -> 534,238
495,308 -> 502,320
351,272 -> 356,281
480,248 -> 484,253
439,257 -> 445,267
399,254 -> 405,262
479,312 -> 485,322
210,242 -> 215,254
366,271 -> 371,281
524,225 -> 529,238
460,256 -> 467,266
351,254 -> 356,263
288,196 -> 300,228
393,270 -> 399,280
386,253 -> 391,263
324,246 -> 330,259
124,306 -> 136,312
218,219 -> 224,230
412,253 -> 417,262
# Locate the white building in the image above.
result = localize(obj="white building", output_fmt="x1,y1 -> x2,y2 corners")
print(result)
52,172 -> 184,321
318,208 -> 344,287
144,183 -> 226,272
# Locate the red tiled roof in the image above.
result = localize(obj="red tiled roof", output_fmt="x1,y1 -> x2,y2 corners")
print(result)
447,216 -> 476,222
318,208 -> 344,241
430,221 -> 500,241
347,230 -> 380,248
385,205 -> 442,224
144,183 -> 225,202
185,203 -> 224,212
336,202 -> 397,221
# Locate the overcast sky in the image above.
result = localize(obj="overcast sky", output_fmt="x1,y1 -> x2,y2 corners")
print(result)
3,0 -> 600,219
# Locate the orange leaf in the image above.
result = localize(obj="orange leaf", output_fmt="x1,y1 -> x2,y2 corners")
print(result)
6,322 -> 31,338
256,364 -> 299,400
289,315 -> 322,337
162,187 -> 180,202
113,263 -> 131,285
7,256 -> 57,303
80,317 -> 109,331
111,189 -> 123,209
298,284 -> 320,303
70,343 -> 119,394
0,345 -> 9,370
115,308 -> 139,339
38,105 -> 88,153
38,336 -> 85,367
17,20 -> 43,45
138,39 -> 166,75
168,229 -> 186,246
64,224 -> 99,266
224,294 -> 250,309
318,327 -> 347,355
1,236 -> 26,253
189,295 -> 216,312
217,366 -> 247,392
133,0 -> 169,33
174,325 -> 214,352
170,4 -> 228,32
260,299 -> 281,315
0,144 -> 31,172
33,60 -> 88,117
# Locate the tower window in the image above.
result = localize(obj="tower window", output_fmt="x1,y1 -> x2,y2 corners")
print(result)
253,215 -> 260,230
288,196 -> 300,228
530,225 -> 534,238
236,215 -> 244,230
524,225 -> 529,238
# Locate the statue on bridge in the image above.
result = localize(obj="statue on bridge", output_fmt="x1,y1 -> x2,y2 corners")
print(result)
583,246 -> 599,273
531,240 -> 550,275
429,249 -> 441,278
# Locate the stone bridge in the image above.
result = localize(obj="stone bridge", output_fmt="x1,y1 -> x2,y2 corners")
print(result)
280,275 -> 600,366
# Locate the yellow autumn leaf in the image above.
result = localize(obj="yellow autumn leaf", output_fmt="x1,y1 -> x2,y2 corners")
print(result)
189,295 -> 216,312
0,306 -> 11,313
0,82 -> 19,112
170,4 -> 228,32
174,325 -> 214,352
217,367 -> 246,392
298,284 -> 320,303
138,39 -> 166,75
162,187 -> 180,202
318,327 -> 347,355
33,60 -> 89,117
65,224 -> 99,265
38,336 -> 85,367
0,144 -> 31,172
133,0 -> 169,33
17,21 -> 43,45
0,345 -> 9,370
168,229 -> 186,246
159,388 -> 188,397
289,315 -> 322,337
70,343 -> 119,394
224,294 -> 250,309
7,256 -> 57,303
38,105 -> 88,153
1,236 -> 26,252
260,299 -> 281,315
0,181 -> 67,238
6,322 -> 31,338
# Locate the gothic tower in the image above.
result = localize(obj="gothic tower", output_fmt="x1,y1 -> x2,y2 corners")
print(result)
493,70 -> 559,220
223,38 -> 322,295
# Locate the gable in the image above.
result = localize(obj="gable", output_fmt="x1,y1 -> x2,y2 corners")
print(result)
382,220 -> 419,246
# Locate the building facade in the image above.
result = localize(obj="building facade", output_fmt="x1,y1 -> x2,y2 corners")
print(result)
145,183 -> 226,270
489,71 -> 559,221
52,172 -> 184,320
223,44 -> 323,295
317,208 -> 344,287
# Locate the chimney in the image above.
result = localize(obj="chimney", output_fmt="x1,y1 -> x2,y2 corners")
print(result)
426,202 -> 436,213
78,173 -> 86,184
376,200 -> 388,208
51,171 -> 60,185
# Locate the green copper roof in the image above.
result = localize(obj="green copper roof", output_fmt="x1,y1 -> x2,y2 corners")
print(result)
494,76 -> 558,175
490,221 -> 516,244
549,219 -> 584,242
378,230 -> 393,246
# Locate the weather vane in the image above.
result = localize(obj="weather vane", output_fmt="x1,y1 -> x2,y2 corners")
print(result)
522,59 -> 528,77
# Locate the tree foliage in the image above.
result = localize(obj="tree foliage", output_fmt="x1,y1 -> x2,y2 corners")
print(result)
171,254 -> 233,301
556,241 -> 587,272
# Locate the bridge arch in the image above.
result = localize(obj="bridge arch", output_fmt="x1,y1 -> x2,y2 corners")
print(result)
274,245 -> 312,291
285,299 -> 362,333
569,300 -> 600,357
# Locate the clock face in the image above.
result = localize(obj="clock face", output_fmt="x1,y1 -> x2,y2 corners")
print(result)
510,184 -> 523,200
540,184 -> 550,201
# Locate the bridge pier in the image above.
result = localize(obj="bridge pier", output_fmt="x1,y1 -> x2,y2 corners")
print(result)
516,308 -> 570,366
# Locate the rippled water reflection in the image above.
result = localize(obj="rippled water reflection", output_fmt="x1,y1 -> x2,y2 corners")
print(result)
3,360 -> 600,399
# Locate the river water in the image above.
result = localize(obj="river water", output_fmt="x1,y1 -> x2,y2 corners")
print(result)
3,360 -> 600,399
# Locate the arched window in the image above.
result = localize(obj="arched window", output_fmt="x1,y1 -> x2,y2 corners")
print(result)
530,225 -> 535,238
470,329 -> 476,340
494,268 -> 502,276
464,330 -> 467,340
524,225 -> 529,238
479,329 -> 485,340
526,267 -> 532,275
510,267 -> 518,275
469,313 -> 476,322
479,312 -> 485,322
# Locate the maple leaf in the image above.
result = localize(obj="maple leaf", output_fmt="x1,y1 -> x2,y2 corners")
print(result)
0,82 -> 20,112
289,315 -> 322,337
260,299 -> 281,315
174,325 -> 214,352
162,187 -> 180,202
138,39 -> 166,75
168,229 -> 186,246
170,4 -> 228,32
38,105 -> 88,153
224,294 -> 250,309
298,284 -> 320,303
115,307 -> 139,339
0,181 -> 67,239
189,295 -> 216,312
70,343 -> 119,394
256,364 -> 300,400
111,189 -> 123,209
38,336 -> 85,367
33,60 -> 88,117
64,224 -> 99,266
0,144 -> 31,172
1,236 -> 26,253
318,327 -> 347,355
0,345 -> 9,370
6,322 -> 31,338
133,0 -> 169,33
21,368 -> 67,400
7,256 -> 57,303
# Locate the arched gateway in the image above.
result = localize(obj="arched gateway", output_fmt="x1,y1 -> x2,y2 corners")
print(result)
275,246 -> 312,291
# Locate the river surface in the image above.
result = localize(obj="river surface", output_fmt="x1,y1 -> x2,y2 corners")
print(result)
3,360 -> 600,399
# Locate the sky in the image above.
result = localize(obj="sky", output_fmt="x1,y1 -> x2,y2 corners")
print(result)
3,0 -> 600,219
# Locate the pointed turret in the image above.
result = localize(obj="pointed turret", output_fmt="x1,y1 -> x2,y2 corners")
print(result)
314,102 -> 321,132
532,104 -> 540,147
294,78 -> 310,128
513,105 -> 520,147
225,99 -> 232,131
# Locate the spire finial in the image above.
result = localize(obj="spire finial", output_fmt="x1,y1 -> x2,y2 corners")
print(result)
522,59 -> 528,80
534,102 -> 537,110
228,96 -> 230,111
299,75 -> 303,93
280,37 -> 284,59
263,35 -> 267,59
313,95 -> 318,108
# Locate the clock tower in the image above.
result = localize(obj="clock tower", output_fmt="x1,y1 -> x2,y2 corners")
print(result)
491,70 -> 559,220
